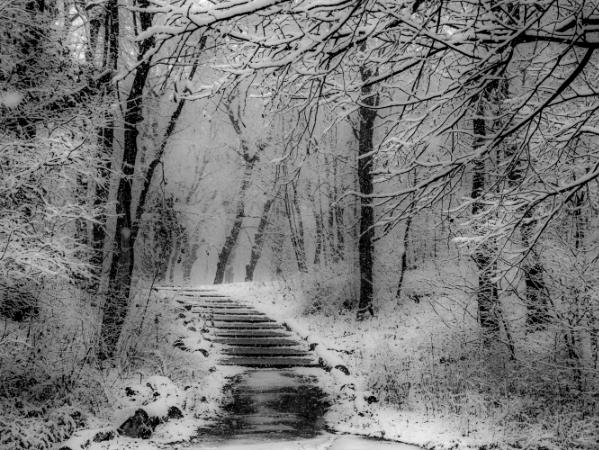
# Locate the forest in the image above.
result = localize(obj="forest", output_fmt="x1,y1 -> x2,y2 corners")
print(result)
0,0 -> 598,449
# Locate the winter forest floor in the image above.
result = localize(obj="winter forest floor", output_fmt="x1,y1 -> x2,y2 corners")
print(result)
2,267 -> 598,450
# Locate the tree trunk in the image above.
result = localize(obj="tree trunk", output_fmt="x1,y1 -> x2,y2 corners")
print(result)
313,205 -> 324,265
471,99 -> 500,334
567,188 -> 586,380
214,96 -> 260,284
333,158 -> 345,261
99,1 -> 154,360
291,184 -> 307,270
396,170 -> 417,300
324,154 -> 340,263
270,201 -> 285,276
90,1 -> 118,289
396,215 -> 413,300
8,0 -> 47,138
214,206 -> 245,284
183,227 -> 200,283
284,183 -> 308,273
214,157 -> 255,284
245,196 -> 276,281
357,66 -> 377,320
521,215 -> 550,329
168,236 -> 181,283
505,143 -> 550,328
305,180 -> 323,266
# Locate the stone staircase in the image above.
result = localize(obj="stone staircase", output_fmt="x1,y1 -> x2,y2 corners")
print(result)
176,288 -> 319,369
154,286 -> 332,441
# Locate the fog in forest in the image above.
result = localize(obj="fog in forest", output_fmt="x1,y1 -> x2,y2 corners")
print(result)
1,1 -> 598,449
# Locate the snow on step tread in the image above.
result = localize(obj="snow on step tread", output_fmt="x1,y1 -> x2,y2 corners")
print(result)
211,322 -> 284,329
211,330 -> 291,338
206,337 -> 299,346
198,309 -> 266,316
209,315 -> 274,322
192,305 -> 252,310
178,293 -> 231,298
219,356 -> 318,367
222,347 -> 309,356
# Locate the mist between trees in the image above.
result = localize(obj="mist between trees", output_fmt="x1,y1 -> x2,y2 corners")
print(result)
1,0 -> 598,448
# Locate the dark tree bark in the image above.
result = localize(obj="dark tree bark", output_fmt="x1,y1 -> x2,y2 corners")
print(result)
396,215 -> 413,300
520,212 -> 550,329
356,66 -> 377,320
471,99 -> 500,334
503,95 -> 550,328
245,196 -> 276,281
214,198 -> 247,284
291,184 -> 307,269
312,199 -> 324,266
325,155 -> 337,261
311,165 -> 329,266
270,201 -> 286,276
90,0 -> 118,288
99,1 -> 155,360
566,188 -> 587,379
168,234 -> 182,283
135,52 -> 203,236
5,0 -> 48,138
396,171 -> 417,300
333,158 -> 345,261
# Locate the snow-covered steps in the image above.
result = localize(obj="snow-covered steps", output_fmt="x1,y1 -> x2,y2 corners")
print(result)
211,330 -> 291,338
205,336 -> 300,347
178,293 -> 230,297
192,304 -> 256,310
222,347 -> 310,357
197,308 -> 266,315
175,288 -> 322,368
177,291 -> 319,368
176,289 -> 329,442
211,321 -> 283,329
219,356 -> 318,367
209,314 -> 275,322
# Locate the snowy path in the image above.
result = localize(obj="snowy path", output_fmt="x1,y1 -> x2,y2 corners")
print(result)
152,287 -> 422,449
174,288 -> 327,442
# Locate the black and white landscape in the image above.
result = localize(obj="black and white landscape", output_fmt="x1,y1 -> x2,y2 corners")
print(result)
1,1 -> 598,449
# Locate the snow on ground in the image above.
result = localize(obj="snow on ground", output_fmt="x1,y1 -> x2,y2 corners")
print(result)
58,287 -> 233,450
208,275 -> 519,450
84,433 -> 421,449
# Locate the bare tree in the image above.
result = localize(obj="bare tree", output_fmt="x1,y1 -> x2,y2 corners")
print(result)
214,97 -> 260,284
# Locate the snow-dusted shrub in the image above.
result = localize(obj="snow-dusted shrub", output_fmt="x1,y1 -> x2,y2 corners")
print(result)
88,288 -> 223,443
541,236 -> 599,382
0,285 -> 104,448
115,286 -> 215,388
136,193 -> 186,283
299,266 -> 358,316
0,281 -> 99,397
0,401 -> 85,450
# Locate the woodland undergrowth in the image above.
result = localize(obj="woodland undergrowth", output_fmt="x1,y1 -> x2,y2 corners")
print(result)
292,260 -> 599,449
0,279 -> 211,450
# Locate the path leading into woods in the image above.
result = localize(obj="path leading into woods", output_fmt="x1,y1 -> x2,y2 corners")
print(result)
159,287 -> 421,449
172,287 -> 327,441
